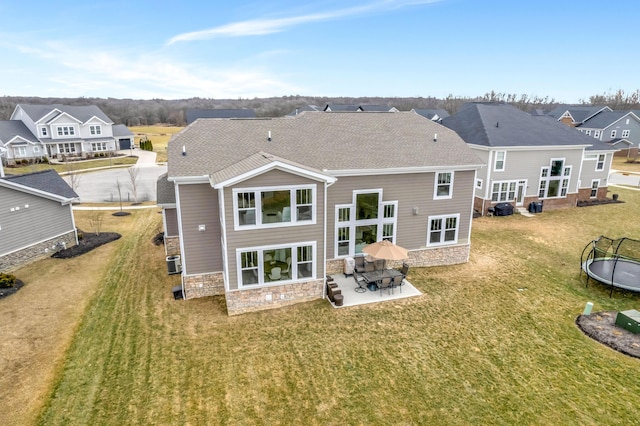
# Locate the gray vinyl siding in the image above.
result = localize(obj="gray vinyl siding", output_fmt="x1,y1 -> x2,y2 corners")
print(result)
326,171 -> 475,259
0,187 -> 74,256
484,148 -> 584,197
224,169 -> 326,291
177,183 -> 222,275
580,152 -> 613,188
164,208 -> 178,236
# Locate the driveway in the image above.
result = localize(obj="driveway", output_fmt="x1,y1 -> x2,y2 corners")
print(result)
66,150 -> 167,203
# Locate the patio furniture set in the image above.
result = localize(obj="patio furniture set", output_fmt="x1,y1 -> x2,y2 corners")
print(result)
353,256 -> 409,296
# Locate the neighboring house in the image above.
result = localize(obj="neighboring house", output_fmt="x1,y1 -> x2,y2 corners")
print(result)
323,104 -> 398,112
546,105 -> 612,127
576,110 -> 640,158
442,103 -> 618,215
161,112 -> 482,315
412,109 -> 450,123
0,169 -> 78,271
8,104 -> 121,161
185,108 -> 256,124
113,124 -> 135,150
0,120 -> 45,165
287,105 -> 322,116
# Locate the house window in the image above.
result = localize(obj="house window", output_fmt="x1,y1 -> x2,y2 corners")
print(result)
594,131 -> 601,138
585,130 -> 592,136
491,181 -> 516,202
334,190 -> 398,257
14,146 -> 27,157
237,242 -> 315,287
434,171 -> 453,199
590,180 -> 599,198
622,129 -> 630,138
475,178 -> 483,189
56,126 -> 75,136
41,127 -> 48,137
57,143 -> 76,154
91,142 -> 108,152
427,214 -> 459,246
610,130 -> 617,139
90,125 -> 102,135
539,159 -> 571,198
234,185 -> 315,229
596,154 -> 605,171
33,146 -> 40,153
494,151 -> 506,171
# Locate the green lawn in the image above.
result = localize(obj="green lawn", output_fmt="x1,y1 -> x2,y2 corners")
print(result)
34,191 -> 640,425
4,156 -> 138,175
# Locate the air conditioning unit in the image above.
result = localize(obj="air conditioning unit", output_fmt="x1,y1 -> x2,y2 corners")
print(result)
166,255 -> 182,275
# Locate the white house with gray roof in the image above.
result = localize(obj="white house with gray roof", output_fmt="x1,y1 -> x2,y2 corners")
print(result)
443,103 -> 619,215
0,169 -> 78,271
2,104 -> 127,164
161,111 -> 482,315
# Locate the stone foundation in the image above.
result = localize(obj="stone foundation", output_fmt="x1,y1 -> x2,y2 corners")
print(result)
0,230 -> 77,272
183,272 -> 225,299
164,236 -> 180,256
225,279 -> 324,316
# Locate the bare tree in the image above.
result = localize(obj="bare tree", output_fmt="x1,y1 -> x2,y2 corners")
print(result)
115,179 -> 123,213
64,162 -> 81,193
127,166 -> 140,203
88,210 -> 104,236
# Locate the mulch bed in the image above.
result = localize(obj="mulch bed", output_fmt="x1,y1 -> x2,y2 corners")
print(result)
576,311 -> 640,359
577,198 -> 623,207
51,232 -> 121,259
0,279 -> 24,300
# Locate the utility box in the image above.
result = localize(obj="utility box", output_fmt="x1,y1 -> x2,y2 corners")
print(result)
615,309 -> 640,334
166,255 -> 182,275
344,257 -> 355,276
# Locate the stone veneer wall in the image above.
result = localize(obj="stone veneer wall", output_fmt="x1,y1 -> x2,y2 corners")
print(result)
0,230 -> 77,272
225,279 -> 324,316
326,244 -> 470,274
183,272 -> 225,299
164,236 -> 180,256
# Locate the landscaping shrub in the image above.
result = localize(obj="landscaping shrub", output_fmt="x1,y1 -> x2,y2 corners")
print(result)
0,273 -> 17,288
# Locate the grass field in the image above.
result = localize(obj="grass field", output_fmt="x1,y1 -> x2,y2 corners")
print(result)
130,125 -> 184,163
3,190 -> 640,425
3,156 -> 138,175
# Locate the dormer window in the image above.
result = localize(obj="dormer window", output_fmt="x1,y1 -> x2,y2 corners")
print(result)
90,125 -> 102,135
56,126 -> 75,136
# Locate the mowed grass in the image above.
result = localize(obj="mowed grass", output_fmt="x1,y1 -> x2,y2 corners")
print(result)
130,125 -> 184,163
3,157 -> 138,175
11,191 -> 640,425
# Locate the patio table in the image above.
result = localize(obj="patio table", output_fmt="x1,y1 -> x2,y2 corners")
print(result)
362,269 -> 403,291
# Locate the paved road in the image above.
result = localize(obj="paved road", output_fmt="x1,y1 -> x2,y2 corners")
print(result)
65,150 -> 167,203
608,170 -> 640,188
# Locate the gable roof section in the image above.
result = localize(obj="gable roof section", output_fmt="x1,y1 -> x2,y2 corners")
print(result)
578,111 -> 637,131
546,105 -> 611,124
0,121 -> 39,144
413,109 -> 450,121
14,104 -> 113,125
186,108 -> 256,124
156,172 -> 176,205
112,124 -> 134,137
168,112 -> 482,179
1,169 -> 78,202
442,103 -> 616,151
323,104 -> 359,112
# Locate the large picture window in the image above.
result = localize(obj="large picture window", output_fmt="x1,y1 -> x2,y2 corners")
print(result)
237,243 -> 315,287
539,159 -> 571,198
234,185 -> 316,229
427,214 -> 459,246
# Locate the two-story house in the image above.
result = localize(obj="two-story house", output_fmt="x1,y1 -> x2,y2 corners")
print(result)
443,103 -> 618,215
4,104 -> 122,163
576,110 -> 640,158
161,112 -> 482,315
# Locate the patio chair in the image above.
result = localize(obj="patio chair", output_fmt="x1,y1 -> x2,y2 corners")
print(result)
264,253 -> 273,262
268,267 -> 281,280
400,262 -> 409,278
392,274 -> 404,293
378,276 -> 392,296
354,255 -> 366,273
353,273 -> 367,293
374,259 -> 385,271
364,262 -> 375,273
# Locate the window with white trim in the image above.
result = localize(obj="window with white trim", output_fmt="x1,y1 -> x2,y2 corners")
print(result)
590,180 -> 599,198
622,129 -> 630,138
434,171 -> 454,199
539,159 -> 571,198
41,127 -> 48,137
427,214 -> 459,246
56,126 -> 75,136
475,178 -> 483,189
14,146 -> 27,157
234,185 -> 315,229
91,142 -> 108,152
90,125 -> 102,135
585,129 -> 592,136
33,146 -> 40,153
57,143 -> 76,154
237,242 -> 315,287
491,181 -> 517,202
494,151 -> 506,171
594,130 -> 601,138
596,154 -> 605,171
610,130 -> 617,139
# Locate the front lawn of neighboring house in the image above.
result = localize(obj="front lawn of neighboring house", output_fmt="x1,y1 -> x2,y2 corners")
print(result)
130,125 -> 184,163
2,156 -> 138,175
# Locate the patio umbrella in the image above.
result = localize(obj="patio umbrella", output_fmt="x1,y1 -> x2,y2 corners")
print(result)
362,240 -> 408,267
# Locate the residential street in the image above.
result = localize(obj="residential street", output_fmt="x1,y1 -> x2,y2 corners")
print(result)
65,150 -> 167,203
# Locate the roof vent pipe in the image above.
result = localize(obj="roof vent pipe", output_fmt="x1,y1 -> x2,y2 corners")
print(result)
268,131 -> 272,141
433,133 -> 438,142
182,145 -> 186,156
496,121 -> 499,128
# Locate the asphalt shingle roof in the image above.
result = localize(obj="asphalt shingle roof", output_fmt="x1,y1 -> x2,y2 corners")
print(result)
156,173 -> 176,204
442,103 -> 617,151
112,124 -> 133,137
578,111 -> 632,130
186,108 -> 256,124
413,109 -> 450,121
0,120 -> 39,143
2,169 -> 78,200
546,105 -> 610,123
168,112 -> 481,179
18,104 -> 113,124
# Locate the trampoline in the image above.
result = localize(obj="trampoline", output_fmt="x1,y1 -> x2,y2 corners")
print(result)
580,236 -> 640,296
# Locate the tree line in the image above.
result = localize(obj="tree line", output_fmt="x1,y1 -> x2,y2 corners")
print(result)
1,89 -> 638,126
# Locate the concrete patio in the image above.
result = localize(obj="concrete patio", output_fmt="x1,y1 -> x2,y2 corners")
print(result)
326,273 -> 422,308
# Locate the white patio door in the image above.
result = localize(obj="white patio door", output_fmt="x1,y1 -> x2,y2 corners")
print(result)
516,180 -> 526,206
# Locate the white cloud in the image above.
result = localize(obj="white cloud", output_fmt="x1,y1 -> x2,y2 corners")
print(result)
167,0 -> 442,44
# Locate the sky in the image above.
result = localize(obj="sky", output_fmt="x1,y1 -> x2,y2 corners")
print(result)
1,0 -> 638,103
